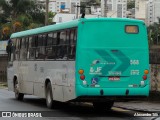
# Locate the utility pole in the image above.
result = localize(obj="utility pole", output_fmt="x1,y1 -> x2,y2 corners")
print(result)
74,5 -> 90,19
104,0 -> 107,17
45,0 -> 49,26
75,5 -> 80,19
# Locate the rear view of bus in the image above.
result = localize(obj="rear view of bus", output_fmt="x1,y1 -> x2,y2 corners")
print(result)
75,18 -> 149,109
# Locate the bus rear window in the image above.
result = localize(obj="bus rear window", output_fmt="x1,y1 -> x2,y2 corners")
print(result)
125,25 -> 139,34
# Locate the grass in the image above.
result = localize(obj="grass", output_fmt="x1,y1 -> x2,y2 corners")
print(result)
0,82 -> 7,89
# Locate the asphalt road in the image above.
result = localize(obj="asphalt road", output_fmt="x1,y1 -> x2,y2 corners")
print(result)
0,89 -> 156,120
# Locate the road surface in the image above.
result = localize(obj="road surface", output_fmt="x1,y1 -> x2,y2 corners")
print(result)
0,89 -> 157,120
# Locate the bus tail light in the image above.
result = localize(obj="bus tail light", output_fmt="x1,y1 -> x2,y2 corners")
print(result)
143,75 -> 147,80
79,69 -> 84,74
144,70 -> 149,74
79,69 -> 85,80
80,75 -> 85,80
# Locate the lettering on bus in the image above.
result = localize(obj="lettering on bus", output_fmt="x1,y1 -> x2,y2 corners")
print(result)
130,70 -> 139,75
34,64 -> 37,71
130,60 -> 139,65
40,67 -> 44,73
62,64 -> 68,84
91,59 -> 116,66
89,67 -> 102,75
108,71 -> 122,76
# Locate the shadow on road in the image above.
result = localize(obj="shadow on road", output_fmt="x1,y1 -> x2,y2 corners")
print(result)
12,97 -> 135,117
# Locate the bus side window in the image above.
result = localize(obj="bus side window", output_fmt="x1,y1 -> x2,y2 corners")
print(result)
12,39 -> 16,61
46,33 -> 53,59
74,29 -> 77,44
16,38 -> 21,60
73,29 -> 77,59
37,34 -> 45,59
56,32 -> 61,59
52,33 -> 57,59
29,36 -> 35,60
46,33 -> 58,60
20,38 -> 27,60
26,37 -> 29,60
68,28 -> 77,60
58,31 -> 67,60
66,29 -> 70,59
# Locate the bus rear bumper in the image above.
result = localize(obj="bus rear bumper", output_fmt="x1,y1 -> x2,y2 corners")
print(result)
76,85 -> 149,98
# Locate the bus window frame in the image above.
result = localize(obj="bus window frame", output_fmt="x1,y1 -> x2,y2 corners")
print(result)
125,25 -> 139,34
12,27 -> 78,61
20,37 -> 27,60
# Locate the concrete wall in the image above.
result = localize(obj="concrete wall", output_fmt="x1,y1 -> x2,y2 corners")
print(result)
0,56 -> 8,82
0,41 -> 8,82
150,64 -> 160,91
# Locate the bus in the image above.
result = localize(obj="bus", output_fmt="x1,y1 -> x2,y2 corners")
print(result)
7,18 -> 150,110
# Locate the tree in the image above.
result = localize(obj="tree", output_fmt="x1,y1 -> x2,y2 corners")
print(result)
127,0 -> 135,9
0,0 -> 32,21
0,0 -> 45,23
0,0 -> 46,40
148,18 -> 160,47
48,12 -> 56,25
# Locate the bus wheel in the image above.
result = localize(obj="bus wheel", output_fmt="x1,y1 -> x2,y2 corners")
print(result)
46,82 -> 54,109
93,101 -> 114,110
14,80 -> 24,100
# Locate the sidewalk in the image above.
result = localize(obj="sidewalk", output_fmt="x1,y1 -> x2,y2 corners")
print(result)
114,101 -> 160,112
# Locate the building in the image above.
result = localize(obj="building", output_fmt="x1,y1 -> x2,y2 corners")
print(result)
126,8 -> 135,18
53,13 -> 98,23
35,0 -> 80,13
101,0 -> 127,18
91,6 -> 101,16
134,0 -> 160,25
49,0 -> 56,13
36,0 -> 81,23
135,0 -> 148,23
146,0 -> 160,25
52,0 -> 80,14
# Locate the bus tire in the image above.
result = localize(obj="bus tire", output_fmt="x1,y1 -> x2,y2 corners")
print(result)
93,101 -> 114,110
46,82 -> 54,109
14,80 -> 24,100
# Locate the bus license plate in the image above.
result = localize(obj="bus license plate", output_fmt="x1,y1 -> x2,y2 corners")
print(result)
108,77 -> 120,81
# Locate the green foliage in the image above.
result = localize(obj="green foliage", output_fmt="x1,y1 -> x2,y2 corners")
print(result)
48,12 -> 56,25
29,12 -> 45,24
0,0 -> 51,40
0,0 -> 34,20
147,18 -> 160,47
27,23 -> 43,30
16,14 -> 32,27
127,0 -> 135,9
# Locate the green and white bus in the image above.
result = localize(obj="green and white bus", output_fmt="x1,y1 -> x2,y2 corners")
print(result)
7,18 -> 150,110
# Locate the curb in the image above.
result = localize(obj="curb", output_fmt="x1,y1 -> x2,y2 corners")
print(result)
114,105 -> 157,113
0,87 -> 7,89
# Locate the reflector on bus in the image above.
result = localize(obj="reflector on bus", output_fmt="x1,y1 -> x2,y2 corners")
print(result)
125,25 -> 138,34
